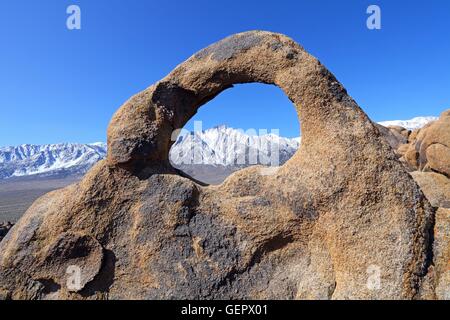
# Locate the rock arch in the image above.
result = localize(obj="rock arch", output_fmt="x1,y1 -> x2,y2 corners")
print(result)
0,31 -> 436,300
107,31 -> 359,169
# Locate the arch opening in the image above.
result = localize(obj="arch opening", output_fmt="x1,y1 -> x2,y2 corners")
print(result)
106,30 -> 351,174
169,83 -> 301,184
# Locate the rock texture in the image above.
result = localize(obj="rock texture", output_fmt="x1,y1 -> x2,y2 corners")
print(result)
387,111 -> 450,300
401,110 -> 450,175
0,31 -> 441,299
378,111 -> 450,204
375,124 -> 409,156
433,208 -> 450,300
387,110 -> 450,211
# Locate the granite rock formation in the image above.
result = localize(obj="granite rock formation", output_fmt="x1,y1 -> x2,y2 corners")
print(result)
375,124 -> 409,156
0,31 -> 444,299
379,111 -> 450,300
410,171 -> 450,209
433,208 -> 450,300
386,110 -> 450,211
402,110 -> 450,175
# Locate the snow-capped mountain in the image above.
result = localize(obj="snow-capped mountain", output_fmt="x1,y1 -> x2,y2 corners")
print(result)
0,142 -> 106,179
0,115 -> 438,180
169,125 -> 300,167
377,116 -> 438,130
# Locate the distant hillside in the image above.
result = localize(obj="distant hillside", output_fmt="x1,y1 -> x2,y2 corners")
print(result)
0,115 -> 438,181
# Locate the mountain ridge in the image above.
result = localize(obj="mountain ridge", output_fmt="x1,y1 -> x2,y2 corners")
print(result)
0,116 -> 438,180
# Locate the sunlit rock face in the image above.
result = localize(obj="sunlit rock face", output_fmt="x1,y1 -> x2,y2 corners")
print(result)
0,31 -> 442,300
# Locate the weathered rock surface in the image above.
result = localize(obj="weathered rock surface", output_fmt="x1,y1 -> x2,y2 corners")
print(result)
433,208 -> 450,300
402,110 -> 450,176
410,171 -> 450,209
0,31 -> 441,299
375,124 -> 409,156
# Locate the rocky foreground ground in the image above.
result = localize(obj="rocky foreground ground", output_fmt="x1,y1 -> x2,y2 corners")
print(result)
0,31 -> 448,300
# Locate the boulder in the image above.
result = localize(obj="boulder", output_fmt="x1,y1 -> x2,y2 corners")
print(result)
389,125 -> 411,139
403,110 -> 450,175
0,31 -> 437,299
375,124 -> 408,154
410,171 -> 450,209
433,208 -> 450,300
426,143 -> 450,177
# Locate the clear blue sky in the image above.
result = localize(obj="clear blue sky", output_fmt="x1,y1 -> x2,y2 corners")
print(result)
0,0 -> 449,145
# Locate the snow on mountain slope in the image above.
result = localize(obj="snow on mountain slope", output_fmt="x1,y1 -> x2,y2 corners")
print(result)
0,143 -> 106,179
169,125 -> 300,167
377,116 -> 438,130
0,115 -> 437,180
